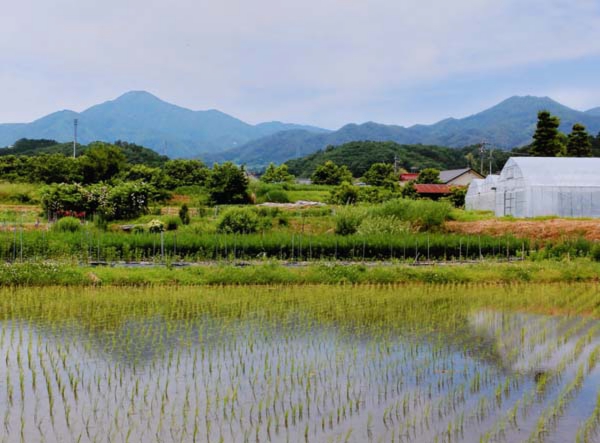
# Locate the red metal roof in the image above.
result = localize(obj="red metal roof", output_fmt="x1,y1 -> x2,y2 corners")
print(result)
400,173 -> 419,181
414,184 -> 452,194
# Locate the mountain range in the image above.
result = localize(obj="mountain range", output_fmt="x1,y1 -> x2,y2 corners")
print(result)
0,91 -> 329,158
1,92 -> 599,165
206,96 -> 600,167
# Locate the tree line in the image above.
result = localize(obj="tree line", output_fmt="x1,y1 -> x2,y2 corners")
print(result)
530,111 -> 598,157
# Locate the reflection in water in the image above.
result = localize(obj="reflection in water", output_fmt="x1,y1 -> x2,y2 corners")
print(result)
1,288 -> 599,443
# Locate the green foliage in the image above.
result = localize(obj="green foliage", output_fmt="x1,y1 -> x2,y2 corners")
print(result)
260,163 -> 295,183
566,124 -> 592,157
530,111 -> 565,157
371,198 -> 452,231
164,159 -> 209,187
443,187 -> 467,208
113,140 -> 169,167
286,141 -> 513,178
592,244 -> 600,262
311,161 -> 353,185
52,216 -> 82,233
400,181 -> 418,199
216,207 -> 260,234
206,162 -> 250,205
416,168 -> 441,184
357,186 -> 398,204
261,189 -> 290,203
357,215 -> 409,236
363,162 -> 397,187
79,142 -> 127,183
334,208 -> 364,236
179,204 -> 191,225
165,216 -> 180,231
329,182 -> 359,205
28,154 -> 83,183
41,181 -> 152,221
147,219 -> 165,233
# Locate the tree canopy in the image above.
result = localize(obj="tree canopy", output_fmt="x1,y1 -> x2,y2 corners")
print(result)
260,163 -> 295,183
416,168 -> 441,184
206,162 -> 250,205
311,161 -> 353,185
363,163 -> 397,187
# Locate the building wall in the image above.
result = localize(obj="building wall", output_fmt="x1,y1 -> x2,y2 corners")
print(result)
447,171 -> 482,187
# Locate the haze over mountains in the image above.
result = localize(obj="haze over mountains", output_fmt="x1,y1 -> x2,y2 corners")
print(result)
1,92 -> 599,166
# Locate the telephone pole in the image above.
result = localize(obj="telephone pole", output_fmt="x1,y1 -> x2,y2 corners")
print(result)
479,141 -> 487,175
73,119 -> 78,158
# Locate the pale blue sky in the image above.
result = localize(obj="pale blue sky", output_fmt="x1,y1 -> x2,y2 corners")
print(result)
1,0 -> 599,128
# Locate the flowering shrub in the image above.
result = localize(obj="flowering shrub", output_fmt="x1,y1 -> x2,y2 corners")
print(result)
41,181 -> 153,221
147,219 -> 165,233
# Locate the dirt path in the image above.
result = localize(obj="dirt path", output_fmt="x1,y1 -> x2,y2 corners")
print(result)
446,219 -> 600,241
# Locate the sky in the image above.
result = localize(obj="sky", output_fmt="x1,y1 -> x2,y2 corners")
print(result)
1,0 -> 600,129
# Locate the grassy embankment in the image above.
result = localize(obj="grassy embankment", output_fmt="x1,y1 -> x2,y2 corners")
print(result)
0,259 -> 598,286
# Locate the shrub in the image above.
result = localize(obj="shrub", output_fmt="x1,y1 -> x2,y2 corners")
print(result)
147,219 -> 165,233
592,244 -> 600,262
263,189 -> 290,203
334,208 -> 365,236
357,216 -> 409,236
52,216 -> 81,233
329,182 -> 359,205
165,217 -> 180,231
216,208 -> 260,234
179,204 -> 191,225
371,198 -> 451,231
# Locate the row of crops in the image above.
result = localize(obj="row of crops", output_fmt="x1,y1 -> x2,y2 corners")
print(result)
0,229 -> 596,263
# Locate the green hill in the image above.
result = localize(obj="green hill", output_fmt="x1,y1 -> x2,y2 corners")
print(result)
285,141 -> 513,178
0,138 -> 169,167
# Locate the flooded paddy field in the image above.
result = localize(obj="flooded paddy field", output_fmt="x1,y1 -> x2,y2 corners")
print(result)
1,284 -> 600,443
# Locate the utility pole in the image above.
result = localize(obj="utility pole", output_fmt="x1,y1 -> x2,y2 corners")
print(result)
489,147 -> 494,175
394,154 -> 398,174
73,119 -> 78,158
479,141 -> 487,175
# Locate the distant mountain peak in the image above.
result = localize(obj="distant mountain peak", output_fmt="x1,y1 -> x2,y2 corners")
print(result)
586,107 -> 600,116
111,90 -> 165,105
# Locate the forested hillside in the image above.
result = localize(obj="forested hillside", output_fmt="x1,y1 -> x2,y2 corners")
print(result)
285,141 -> 513,177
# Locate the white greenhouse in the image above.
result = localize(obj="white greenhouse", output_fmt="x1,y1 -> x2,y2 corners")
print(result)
493,157 -> 600,218
465,175 -> 499,212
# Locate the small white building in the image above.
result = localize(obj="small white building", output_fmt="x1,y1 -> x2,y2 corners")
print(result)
466,157 -> 600,218
465,174 -> 498,212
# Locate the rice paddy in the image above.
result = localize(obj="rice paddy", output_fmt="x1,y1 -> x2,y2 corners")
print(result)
1,283 -> 600,443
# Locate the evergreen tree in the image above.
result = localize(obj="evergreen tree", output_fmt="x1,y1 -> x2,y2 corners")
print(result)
529,111 -> 564,157
566,123 -> 592,157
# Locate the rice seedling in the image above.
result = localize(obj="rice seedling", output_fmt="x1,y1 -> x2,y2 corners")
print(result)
0,283 -> 599,442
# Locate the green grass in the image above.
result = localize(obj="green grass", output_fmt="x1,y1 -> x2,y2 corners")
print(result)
0,182 -> 40,204
0,259 -> 598,286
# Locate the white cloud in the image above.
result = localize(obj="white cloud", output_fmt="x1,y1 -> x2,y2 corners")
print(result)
0,0 -> 599,126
